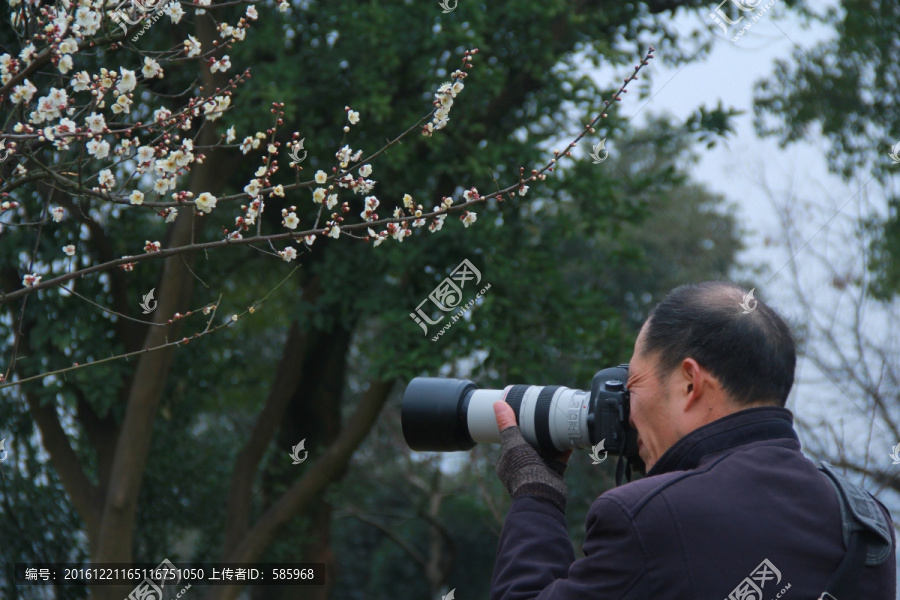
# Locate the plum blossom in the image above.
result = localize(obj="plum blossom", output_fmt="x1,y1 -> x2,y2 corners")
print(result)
226,126 -> 236,143
11,79 -> 37,104
23,274 -> 41,287
360,196 -> 379,221
116,68 -> 137,93
315,170 -> 327,184
210,56 -> 231,73
278,246 -> 298,262
129,191 -> 144,205
144,241 -> 161,253
359,164 -> 372,178
461,211 -> 477,227
71,71 -> 90,92
347,109 -> 360,125
312,188 -> 327,204
142,57 -> 164,79
282,211 -> 299,229
86,139 -> 110,158
195,192 -> 217,213
304,234 -> 316,246
326,194 -> 338,210
165,208 -> 179,223
51,207 -> 65,222
85,113 -> 106,133
98,169 -> 115,187
63,245 -> 76,256
58,55 -> 73,74
184,35 -> 202,57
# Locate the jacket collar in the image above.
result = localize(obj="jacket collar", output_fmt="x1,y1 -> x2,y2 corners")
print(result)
647,406 -> 798,476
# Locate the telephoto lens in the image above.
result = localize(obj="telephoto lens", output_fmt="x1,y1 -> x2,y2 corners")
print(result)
401,365 -> 637,457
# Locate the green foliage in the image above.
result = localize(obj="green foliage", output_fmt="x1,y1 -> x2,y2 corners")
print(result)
752,0 -> 900,297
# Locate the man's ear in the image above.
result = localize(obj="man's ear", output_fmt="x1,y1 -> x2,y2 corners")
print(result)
680,358 -> 704,411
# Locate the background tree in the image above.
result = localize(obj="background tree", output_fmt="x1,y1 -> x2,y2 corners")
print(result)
0,1 -> 753,599
752,0 -> 900,298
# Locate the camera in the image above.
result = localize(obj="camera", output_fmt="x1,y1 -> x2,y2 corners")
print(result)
401,364 -> 645,485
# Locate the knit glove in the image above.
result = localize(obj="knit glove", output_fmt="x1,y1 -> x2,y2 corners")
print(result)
495,425 -> 569,512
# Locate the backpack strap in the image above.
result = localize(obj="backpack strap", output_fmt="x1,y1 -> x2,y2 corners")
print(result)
817,461 -> 893,600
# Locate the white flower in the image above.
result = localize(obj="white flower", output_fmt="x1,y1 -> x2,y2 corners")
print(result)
58,55 -> 73,74
278,246 -> 297,262
244,179 -> 262,198
195,192 -> 217,213
142,57 -> 163,79
518,185 -> 529,196
358,164 -> 372,178
451,81 -> 465,95
136,146 -> 155,164
184,35 -> 202,57
71,71 -> 90,92
210,55 -> 231,73
282,211 -> 299,229
86,138 -> 110,158
326,194 -> 338,210
112,95 -> 132,114
272,185 -> 285,197
315,170 -> 327,184
129,190 -> 144,205
62,244 -> 76,256
117,68 -> 137,93
98,169 -> 115,187
327,225 -> 341,239
304,234 -> 316,246
277,0 -> 289,12
51,207 -> 65,222
144,240 -> 161,253
165,208 -> 178,223
437,82 -> 453,95
226,126 -> 236,143
22,273 -> 41,287
461,211 -> 477,227
165,1 -> 185,23
347,110 -> 359,125
154,178 -> 170,194
240,136 -> 254,154
10,81 -> 33,104
312,187 -> 327,204
246,5 -> 258,19
402,194 -> 415,209
59,39 -> 78,55
85,112 -> 106,133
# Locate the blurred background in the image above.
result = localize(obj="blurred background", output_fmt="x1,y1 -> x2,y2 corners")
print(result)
1,0 -> 898,598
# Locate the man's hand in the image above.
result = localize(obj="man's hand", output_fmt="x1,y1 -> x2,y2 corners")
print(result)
493,401 -> 572,512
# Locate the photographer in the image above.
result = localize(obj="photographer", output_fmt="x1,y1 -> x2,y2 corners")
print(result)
491,281 -> 895,599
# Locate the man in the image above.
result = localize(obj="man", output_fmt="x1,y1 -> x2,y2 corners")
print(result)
490,281 -> 895,599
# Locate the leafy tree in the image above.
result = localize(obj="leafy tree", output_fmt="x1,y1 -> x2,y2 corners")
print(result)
752,0 -> 900,298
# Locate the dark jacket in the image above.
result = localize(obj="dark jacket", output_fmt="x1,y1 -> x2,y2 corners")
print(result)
491,406 -> 896,599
